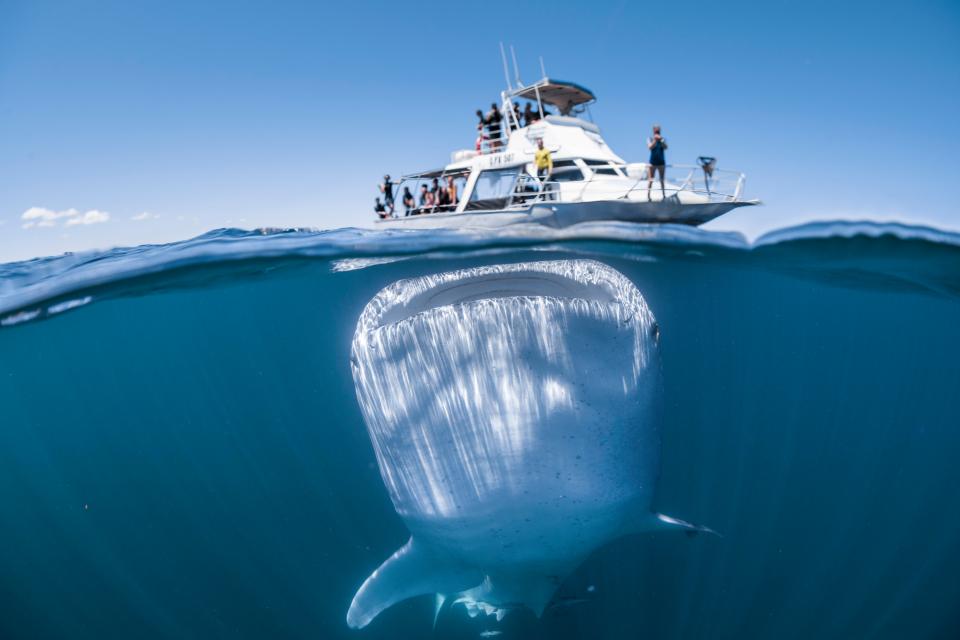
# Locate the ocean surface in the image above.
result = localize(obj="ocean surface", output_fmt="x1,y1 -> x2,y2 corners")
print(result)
1,221 -> 959,639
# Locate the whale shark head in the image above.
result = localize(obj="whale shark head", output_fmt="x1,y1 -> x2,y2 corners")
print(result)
347,260 -> 702,630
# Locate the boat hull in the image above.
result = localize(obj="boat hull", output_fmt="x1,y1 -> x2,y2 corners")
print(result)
375,199 -> 757,230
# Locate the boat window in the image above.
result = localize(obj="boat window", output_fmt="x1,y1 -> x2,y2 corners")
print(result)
530,159 -> 583,182
466,167 -> 521,211
583,159 -> 621,176
552,167 -> 584,182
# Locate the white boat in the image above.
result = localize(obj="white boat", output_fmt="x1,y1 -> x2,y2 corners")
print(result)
376,75 -> 758,230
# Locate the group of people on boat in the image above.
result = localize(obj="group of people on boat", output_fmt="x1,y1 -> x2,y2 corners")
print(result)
374,121 -> 672,218
375,174 -> 461,219
475,101 -> 551,152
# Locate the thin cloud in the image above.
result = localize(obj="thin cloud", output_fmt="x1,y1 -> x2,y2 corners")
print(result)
21,207 -> 110,229
65,210 -> 110,226
131,211 -> 159,221
21,207 -> 78,228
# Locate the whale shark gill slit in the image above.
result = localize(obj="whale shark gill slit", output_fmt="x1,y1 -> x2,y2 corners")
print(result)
373,268 -> 624,329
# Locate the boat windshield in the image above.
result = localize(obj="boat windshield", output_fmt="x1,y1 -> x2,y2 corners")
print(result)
466,167 -> 521,211
583,159 -> 623,176
509,79 -> 595,116
551,160 -> 584,182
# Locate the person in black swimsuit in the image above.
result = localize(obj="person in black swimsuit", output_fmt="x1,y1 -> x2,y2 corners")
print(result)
647,124 -> 668,200
523,102 -> 537,126
374,198 -> 388,219
379,175 -> 395,216
402,186 -> 415,217
486,103 -> 503,149
436,177 -> 450,209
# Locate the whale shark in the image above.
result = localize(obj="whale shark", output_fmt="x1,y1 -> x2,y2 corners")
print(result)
347,259 -> 712,629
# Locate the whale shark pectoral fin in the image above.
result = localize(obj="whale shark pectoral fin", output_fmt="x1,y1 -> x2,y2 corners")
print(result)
433,594 -> 447,629
346,537 -> 482,629
655,513 -> 722,537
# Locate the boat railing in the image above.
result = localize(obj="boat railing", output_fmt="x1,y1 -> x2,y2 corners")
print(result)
383,174 -> 465,218
452,128 -> 510,160
476,127 -> 510,155
505,163 -> 746,208
509,174 -> 561,206
634,163 -> 745,200
380,162 -> 748,219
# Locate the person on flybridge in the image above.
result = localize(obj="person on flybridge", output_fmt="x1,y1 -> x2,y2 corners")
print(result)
472,100 -> 555,154
523,102 -> 538,126
485,103 -> 503,149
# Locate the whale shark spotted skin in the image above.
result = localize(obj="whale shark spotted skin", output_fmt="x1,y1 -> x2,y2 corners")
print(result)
347,260 -> 711,629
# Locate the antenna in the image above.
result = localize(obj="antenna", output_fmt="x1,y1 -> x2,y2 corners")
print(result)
539,56 -> 547,78
499,43 -> 512,91
510,45 -> 523,87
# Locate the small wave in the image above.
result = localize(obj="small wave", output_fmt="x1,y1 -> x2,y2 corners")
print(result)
1,220 -> 958,326
755,220 -> 960,247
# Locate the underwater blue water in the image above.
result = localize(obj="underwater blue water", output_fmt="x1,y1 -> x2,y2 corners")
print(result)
1,221 -> 959,639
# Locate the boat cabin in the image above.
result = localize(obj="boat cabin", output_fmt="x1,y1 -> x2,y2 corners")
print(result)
387,75 -> 748,222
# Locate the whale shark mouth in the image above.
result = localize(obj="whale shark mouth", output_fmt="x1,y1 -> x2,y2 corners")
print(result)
356,259 -> 654,333
350,259 -> 662,521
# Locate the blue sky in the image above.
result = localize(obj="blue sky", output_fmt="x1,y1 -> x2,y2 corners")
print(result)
1,0 -> 958,262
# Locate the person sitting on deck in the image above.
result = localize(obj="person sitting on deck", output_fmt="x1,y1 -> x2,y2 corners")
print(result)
402,186 -> 415,216
419,184 -> 433,212
446,175 -> 459,206
534,138 -> 553,183
374,197 -> 388,219
430,178 -> 443,209
436,178 -> 451,209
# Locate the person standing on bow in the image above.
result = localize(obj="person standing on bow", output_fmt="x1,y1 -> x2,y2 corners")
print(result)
647,124 -> 668,200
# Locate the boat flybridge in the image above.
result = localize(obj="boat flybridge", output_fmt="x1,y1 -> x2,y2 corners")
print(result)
376,76 -> 757,229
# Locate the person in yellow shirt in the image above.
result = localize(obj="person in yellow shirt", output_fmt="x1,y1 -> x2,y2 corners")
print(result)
534,138 -> 552,182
